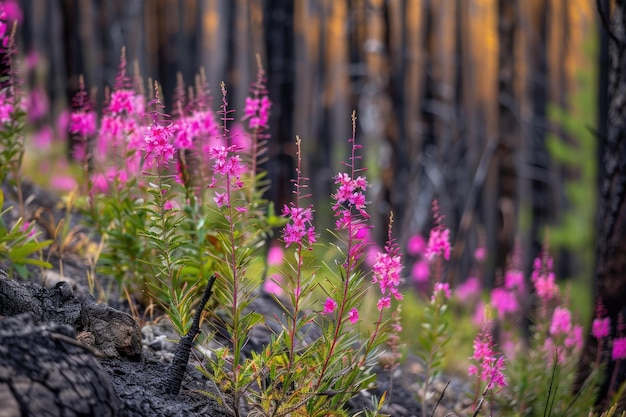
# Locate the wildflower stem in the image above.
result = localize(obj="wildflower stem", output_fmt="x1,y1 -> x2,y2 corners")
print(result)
314,113 -> 360,390
287,136 -> 306,367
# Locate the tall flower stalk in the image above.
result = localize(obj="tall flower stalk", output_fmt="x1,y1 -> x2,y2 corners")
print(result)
281,135 -> 316,367
314,111 -> 370,390
418,200 -> 452,417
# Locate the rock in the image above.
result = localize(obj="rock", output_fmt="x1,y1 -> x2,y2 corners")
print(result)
0,314 -> 121,417
81,301 -> 142,359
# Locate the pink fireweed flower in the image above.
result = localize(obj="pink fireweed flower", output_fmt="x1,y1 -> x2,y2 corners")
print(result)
411,260 -> 430,283
490,287 -> 519,318
431,282 -> 451,303
593,317 -> 611,340
0,91 -> 13,123
281,204 -> 316,247
70,111 -> 97,136
407,234 -> 426,256
612,338 -> 626,361
474,246 -> 487,262
565,325 -> 583,350
425,227 -> 451,260
208,145 -> 244,182
267,245 -> 284,266
532,251 -> 559,301
33,126 -> 52,148
372,251 -> 403,301
264,274 -> 284,297
323,298 -> 337,314
109,89 -> 144,116
244,94 -> 271,129
377,297 -> 391,311
213,192 -> 228,208
21,221 -> 35,238
27,87 -> 49,122
348,308 -> 359,324
144,124 -> 175,169
50,175 -> 77,192
455,276 -> 481,300
468,324 -> 507,390
425,201 -> 451,261
550,307 -> 572,336
593,300 -> 611,340
372,214 -> 403,308
504,269 -> 525,292
332,172 -> 369,218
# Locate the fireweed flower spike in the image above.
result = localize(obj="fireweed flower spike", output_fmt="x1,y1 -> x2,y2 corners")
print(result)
143,82 -> 175,170
372,214 -> 404,307
418,201 -> 452,417
593,300 -> 611,365
468,322 -> 507,395
313,111 -> 382,396
280,135 -> 317,366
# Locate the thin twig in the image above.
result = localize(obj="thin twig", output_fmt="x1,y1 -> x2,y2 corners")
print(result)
471,385 -> 490,417
430,380 -> 450,417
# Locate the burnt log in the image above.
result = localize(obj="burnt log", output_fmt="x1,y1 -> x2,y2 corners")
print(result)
0,313 -> 121,417
0,273 -> 141,359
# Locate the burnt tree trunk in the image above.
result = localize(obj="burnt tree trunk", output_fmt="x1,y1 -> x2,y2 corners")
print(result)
527,0 -> 551,268
492,0 -> 518,286
577,0 -> 626,408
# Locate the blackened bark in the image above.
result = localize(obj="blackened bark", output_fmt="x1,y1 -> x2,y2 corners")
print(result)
577,1 -> 626,407
165,275 -> 216,395
0,274 -> 142,359
528,0 -> 551,270
263,0 -> 295,210
0,314 -> 121,417
495,0 -> 518,283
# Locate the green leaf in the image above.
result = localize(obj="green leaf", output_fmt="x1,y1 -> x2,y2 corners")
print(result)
9,240 -> 53,261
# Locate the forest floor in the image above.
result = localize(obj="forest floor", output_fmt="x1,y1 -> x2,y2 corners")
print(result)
0,181 -> 475,417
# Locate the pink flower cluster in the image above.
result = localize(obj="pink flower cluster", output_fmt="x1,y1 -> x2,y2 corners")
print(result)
593,317 -> 611,340
0,91 -> 13,124
372,220 -> 404,311
431,282 -> 451,303
321,298 -> 358,324
425,227 -> 451,260
490,287 -> 518,319
93,70 -> 146,185
613,338 -> 626,361
531,253 -> 559,301
172,109 -> 220,151
70,111 -> 96,137
0,4 -> 11,49
282,204 -> 316,247
143,123 -> 175,169
592,301 -> 611,340
207,145 -> 245,208
468,325 -> 507,390
424,201 -> 451,261
244,96 -> 271,129
372,250 -> 403,310
332,172 -> 368,221
544,306 -> 583,364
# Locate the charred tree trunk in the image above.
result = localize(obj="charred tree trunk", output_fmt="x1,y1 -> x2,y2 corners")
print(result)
577,0 -> 626,408
492,0 -> 518,285
528,0 -> 551,268
263,0 -> 295,211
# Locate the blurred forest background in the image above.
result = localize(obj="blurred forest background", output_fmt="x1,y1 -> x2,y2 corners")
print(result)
14,0 -> 598,294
